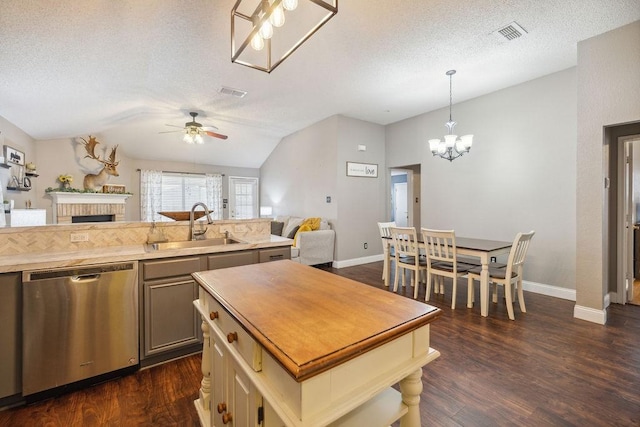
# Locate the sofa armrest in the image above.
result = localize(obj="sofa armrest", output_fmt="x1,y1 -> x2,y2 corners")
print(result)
293,229 -> 335,266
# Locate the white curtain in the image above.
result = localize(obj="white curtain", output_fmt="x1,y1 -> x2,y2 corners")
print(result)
206,174 -> 223,220
140,169 -> 163,222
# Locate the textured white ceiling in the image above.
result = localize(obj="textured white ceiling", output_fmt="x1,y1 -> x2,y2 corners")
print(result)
0,0 -> 638,168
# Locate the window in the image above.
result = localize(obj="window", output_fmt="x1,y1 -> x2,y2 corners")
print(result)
229,176 -> 259,219
140,170 -> 223,222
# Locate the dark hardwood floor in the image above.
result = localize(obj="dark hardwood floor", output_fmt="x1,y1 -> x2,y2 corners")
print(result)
2,261 -> 639,426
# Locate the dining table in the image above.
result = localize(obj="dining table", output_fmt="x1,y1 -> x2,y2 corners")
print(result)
383,235 -> 512,317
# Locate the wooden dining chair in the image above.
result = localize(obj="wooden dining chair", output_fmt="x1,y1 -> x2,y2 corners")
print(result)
467,231 -> 535,320
421,228 -> 472,309
377,221 -> 396,286
390,226 -> 427,293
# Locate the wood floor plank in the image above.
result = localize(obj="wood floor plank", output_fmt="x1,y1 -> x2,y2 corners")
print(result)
1,261 -> 639,426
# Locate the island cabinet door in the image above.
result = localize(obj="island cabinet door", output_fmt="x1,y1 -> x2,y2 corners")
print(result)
225,357 -> 260,427
210,338 -> 225,426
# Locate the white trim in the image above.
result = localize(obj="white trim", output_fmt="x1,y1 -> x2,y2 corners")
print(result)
334,254 -> 384,268
604,292 -> 611,308
521,280 -> 575,301
573,305 -> 607,325
48,191 -> 131,204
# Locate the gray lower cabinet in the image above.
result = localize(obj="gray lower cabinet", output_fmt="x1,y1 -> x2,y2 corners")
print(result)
140,246 -> 290,366
0,272 -> 21,400
140,256 -> 205,366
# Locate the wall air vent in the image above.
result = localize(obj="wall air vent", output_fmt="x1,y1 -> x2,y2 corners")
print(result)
218,86 -> 247,98
494,21 -> 528,41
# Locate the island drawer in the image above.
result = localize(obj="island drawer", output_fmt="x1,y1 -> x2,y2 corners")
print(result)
204,293 -> 262,372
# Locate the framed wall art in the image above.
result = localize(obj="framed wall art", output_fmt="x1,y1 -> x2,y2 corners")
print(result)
4,145 -> 25,166
346,161 -> 378,178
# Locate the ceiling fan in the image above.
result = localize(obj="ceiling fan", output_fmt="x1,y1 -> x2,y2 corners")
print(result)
161,112 -> 228,144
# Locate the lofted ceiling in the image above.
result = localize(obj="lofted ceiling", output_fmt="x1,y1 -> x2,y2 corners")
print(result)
0,1 -> 638,168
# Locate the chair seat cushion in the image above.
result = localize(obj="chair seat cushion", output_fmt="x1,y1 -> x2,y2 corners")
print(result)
457,257 -> 507,269
431,261 -> 472,273
468,265 -> 517,279
398,255 -> 428,267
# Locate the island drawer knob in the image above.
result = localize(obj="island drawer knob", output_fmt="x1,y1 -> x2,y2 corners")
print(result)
222,413 -> 233,424
227,332 -> 238,343
217,402 -> 227,413
210,311 -> 219,320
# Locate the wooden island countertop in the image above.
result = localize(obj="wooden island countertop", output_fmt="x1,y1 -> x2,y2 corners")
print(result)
193,259 -> 442,381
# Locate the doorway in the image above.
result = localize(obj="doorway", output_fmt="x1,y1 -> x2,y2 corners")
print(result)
228,176 -> 259,219
613,126 -> 640,306
390,165 -> 421,230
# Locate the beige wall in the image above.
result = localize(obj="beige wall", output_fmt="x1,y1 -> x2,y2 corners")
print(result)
386,68 -> 577,290
576,20 -> 640,323
31,137 -> 258,223
0,116 -> 37,213
260,114 -> 386,263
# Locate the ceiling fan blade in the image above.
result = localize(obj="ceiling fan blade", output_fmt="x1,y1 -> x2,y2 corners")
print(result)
159,130 -> 183,134
165,124 -> 184,128
204,130 -> 228,140
202,124 -> 219,130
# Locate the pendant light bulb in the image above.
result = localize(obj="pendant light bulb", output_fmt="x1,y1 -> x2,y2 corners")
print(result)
259,20 -> 273,39
270,4 -> 285,27
251,33 -> 265,50
283,0 -> 298,11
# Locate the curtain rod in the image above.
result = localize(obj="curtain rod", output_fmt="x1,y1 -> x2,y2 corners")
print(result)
136,169 -> 225,177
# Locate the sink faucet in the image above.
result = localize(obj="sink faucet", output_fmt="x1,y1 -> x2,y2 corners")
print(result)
189,202 -> 213,241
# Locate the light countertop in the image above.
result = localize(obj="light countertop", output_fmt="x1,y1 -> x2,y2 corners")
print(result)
0,235 -> 292,273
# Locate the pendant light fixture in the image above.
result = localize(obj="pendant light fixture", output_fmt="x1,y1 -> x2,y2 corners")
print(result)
428,70 -> 473,161
232,0 -> 338,73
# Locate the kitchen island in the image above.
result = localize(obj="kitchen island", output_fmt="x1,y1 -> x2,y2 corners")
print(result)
193,260 -> 442,427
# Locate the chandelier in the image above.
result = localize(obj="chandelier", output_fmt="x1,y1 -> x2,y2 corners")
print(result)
428,70 -> 473,161
231,0 -> 338,73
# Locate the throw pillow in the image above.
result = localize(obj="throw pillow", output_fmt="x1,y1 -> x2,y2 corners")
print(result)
282,216 -> 303,238
270,221 -> 284,236
293,217 -> 322,246
286,225 -> 300,239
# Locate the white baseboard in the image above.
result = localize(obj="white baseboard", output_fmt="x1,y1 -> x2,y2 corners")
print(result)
573,305 -> 607,325
333,254 -> 383,269
522,280 -> 575,301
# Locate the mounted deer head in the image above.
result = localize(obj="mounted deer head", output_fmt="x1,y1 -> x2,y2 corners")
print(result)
80,136 -> 120,191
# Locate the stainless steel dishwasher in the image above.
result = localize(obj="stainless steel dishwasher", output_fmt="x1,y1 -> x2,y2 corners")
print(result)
22,262 -> 139,396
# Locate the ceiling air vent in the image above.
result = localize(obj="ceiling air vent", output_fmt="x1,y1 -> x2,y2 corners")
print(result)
218,86 -> 247,98
494,21 -> 528,41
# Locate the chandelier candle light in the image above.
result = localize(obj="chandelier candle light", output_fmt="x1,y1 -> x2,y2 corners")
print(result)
231,0 -> 338,73
428,70 -> 473,162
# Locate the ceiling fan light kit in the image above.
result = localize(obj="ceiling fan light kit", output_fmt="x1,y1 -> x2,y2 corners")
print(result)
231,0 -> 338,73
428,70 -> 474,162
162,112 -> 228,144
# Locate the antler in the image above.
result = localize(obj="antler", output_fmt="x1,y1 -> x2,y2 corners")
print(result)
108,145 -> 119,166
81,136 -> 118,166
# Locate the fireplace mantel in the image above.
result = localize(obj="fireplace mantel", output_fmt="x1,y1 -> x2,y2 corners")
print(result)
48,192 -> 131,224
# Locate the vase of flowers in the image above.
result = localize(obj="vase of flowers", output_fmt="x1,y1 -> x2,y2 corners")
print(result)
58,174 -> 73,190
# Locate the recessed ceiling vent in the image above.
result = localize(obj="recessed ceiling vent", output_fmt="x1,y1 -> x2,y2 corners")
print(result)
218,86 -> 247,98
494,21 -> 528,41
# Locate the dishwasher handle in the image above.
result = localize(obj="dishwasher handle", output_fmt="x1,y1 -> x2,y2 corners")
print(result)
71,274 -> 101,282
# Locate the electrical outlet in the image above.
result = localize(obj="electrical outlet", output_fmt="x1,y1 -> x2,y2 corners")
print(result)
364,242 -> 368,249
70,232 -> 89,242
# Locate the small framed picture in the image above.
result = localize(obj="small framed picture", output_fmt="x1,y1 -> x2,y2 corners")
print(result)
346,161 -> 378,178
4,145 -> 25,166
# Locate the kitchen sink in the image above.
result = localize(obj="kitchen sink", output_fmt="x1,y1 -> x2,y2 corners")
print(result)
147,238 -> 242,251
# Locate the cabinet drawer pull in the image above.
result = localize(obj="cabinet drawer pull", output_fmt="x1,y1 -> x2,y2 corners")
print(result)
222,413 -> 233,424
227,332 -> 238,343
217,402 -> 227,414
270,254 -> 284,260
209,311 -> 219,320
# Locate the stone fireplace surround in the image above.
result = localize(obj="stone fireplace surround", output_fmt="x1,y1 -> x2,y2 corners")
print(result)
48,192 -> 131,224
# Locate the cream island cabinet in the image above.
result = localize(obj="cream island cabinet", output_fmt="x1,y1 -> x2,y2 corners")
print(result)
192,260 -> 442,427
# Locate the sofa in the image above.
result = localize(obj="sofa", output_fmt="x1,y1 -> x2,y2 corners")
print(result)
271,216 -> 335,266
